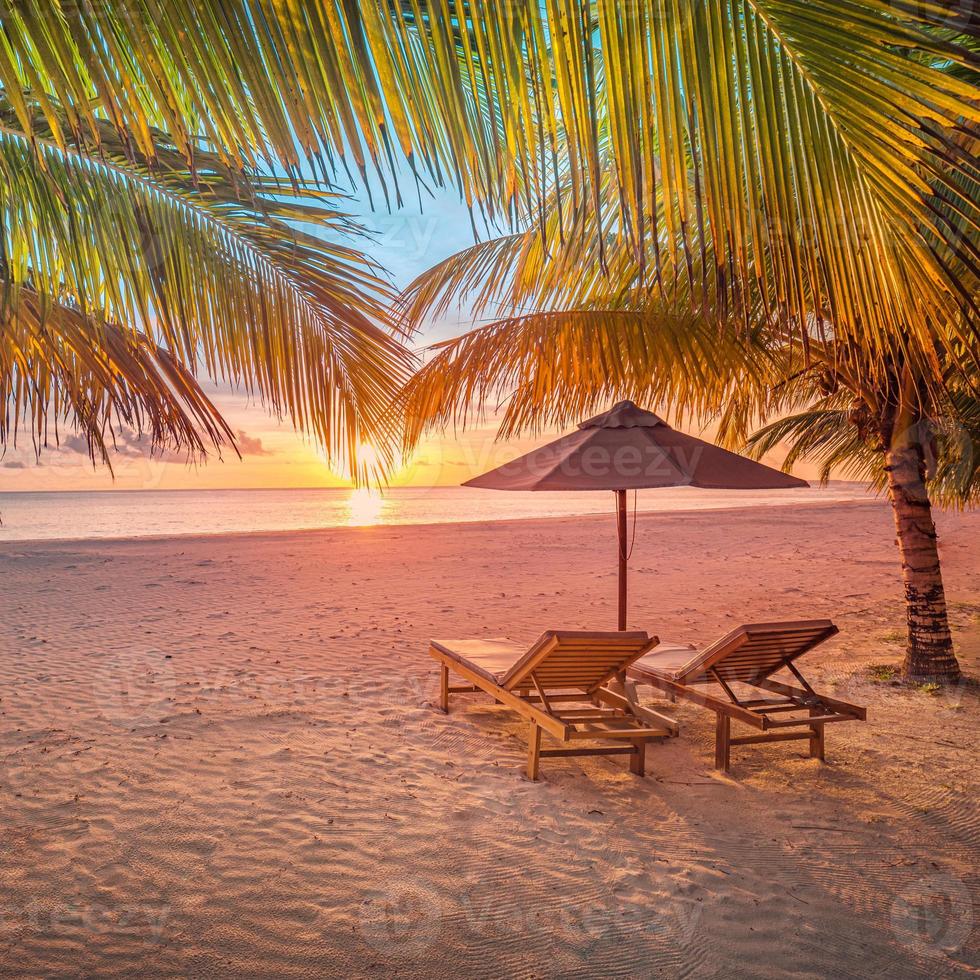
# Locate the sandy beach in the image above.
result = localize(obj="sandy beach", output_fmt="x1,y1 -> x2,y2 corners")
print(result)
1,500 -> 977,977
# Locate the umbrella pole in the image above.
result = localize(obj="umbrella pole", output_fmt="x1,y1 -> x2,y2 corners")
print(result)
616,489 -> 628,630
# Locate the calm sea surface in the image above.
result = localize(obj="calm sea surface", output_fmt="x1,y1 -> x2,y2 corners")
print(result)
0,483 -> 874,543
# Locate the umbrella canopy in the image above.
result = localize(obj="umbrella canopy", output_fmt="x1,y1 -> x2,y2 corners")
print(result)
464,400 -> 807,628
464,400 -> 808,492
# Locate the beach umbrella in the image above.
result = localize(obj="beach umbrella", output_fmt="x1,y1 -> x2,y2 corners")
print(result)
464,400 -> 807,629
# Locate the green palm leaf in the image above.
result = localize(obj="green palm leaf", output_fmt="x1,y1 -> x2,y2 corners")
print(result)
395,2 -> 976,380
0,111 -> 412,476
7,4 -> 975,360
0,0 -> 520,219
745,404 -> 883,486
3,2 -> 977,472
399,305 -> 772,448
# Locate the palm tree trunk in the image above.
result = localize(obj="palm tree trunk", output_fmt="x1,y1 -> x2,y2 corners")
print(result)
884,438 -> 960,682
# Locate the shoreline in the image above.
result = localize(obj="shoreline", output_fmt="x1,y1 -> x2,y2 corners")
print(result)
0,494 -> 886,548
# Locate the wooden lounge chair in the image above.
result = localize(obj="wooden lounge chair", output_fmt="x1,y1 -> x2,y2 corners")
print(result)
627,620 -> 865,772
429,630 -> 677,779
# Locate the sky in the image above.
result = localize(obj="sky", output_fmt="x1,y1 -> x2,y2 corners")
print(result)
1,182 -> 815,492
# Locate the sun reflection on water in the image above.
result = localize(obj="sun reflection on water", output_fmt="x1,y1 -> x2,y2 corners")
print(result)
344,487 -> 386,526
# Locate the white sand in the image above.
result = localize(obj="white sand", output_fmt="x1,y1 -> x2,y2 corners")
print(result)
0,501 -> 977,977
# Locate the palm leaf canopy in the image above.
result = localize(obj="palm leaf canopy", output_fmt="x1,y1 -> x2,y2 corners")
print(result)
0,107 -> 409,474
2,1 -> 978,472
398,305 -> 780,449
7,3 -> 977,347
393,3 -> 978,458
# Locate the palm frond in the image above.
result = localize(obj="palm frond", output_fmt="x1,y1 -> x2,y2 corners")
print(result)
398,173 -> 668,332
399,306 -> 772,448
0,112 -> 413,476
1,287 -> 232,468
401,2 -> 977,383
0,0 -> 521,219
930,383 -> 980,505
745,404 -> 883,487
6,4 -> 975,359
4,1 -> 978,481
745,393 -> 980,506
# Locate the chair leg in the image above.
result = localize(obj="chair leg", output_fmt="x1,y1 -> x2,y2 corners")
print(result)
526,723 -> 542,780
439,664 -> 449,713
629,739 -> 646,777
809,707 -> 825,761
714,715 -> 731,772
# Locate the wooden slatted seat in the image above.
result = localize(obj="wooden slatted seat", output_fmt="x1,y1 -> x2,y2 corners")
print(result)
429,631 -> 677,779
628,621 -> 865,772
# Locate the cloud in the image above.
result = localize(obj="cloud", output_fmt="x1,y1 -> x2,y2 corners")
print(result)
235,430 -> 275,456
55,431 -> 178,461
6,423 -> 275,470
44,430 -> 193,464
59,434 -> 93,455
112,433 -> 186,461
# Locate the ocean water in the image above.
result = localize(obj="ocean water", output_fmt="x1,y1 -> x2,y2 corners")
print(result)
0,482 -> 874,543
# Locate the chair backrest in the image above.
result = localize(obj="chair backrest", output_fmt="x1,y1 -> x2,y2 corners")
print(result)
675,620 -> 838,686
501,631 -> 656,692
